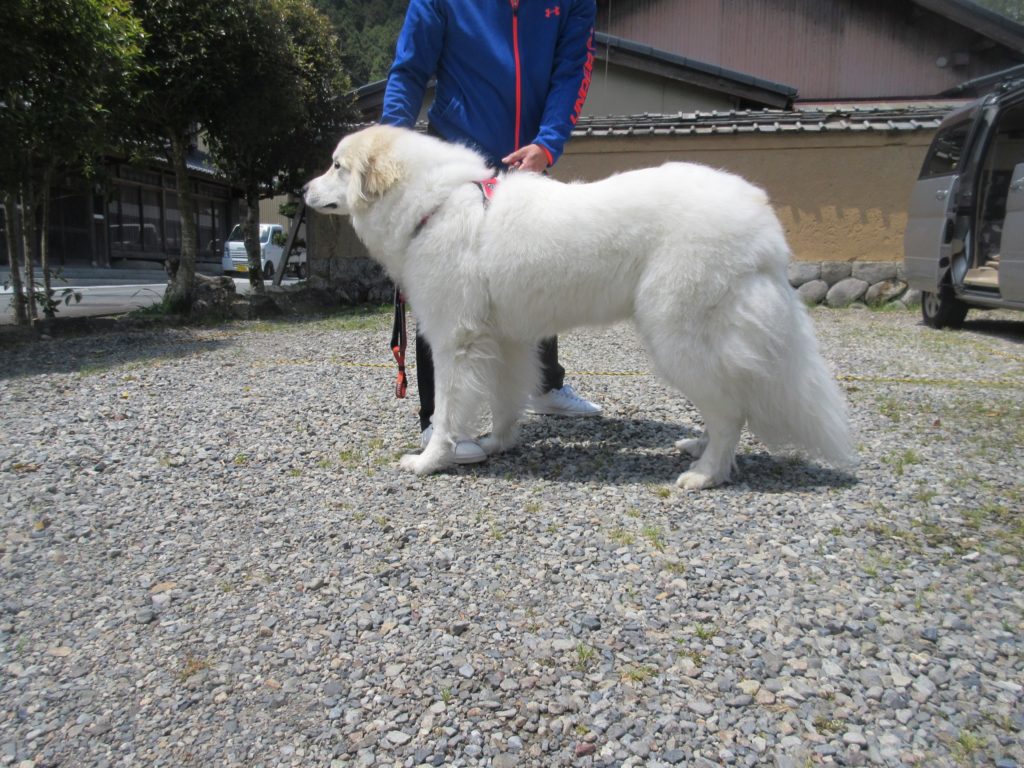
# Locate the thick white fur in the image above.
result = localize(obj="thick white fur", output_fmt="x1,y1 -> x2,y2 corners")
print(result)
304,125 -> 854,489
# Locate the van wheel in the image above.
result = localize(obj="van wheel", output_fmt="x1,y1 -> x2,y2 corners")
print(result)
296,263 -> 306,279
921,287 -> 968,329
262,262 -> 274,280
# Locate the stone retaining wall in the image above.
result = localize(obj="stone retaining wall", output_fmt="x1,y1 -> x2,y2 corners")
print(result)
788,261 -> 920,309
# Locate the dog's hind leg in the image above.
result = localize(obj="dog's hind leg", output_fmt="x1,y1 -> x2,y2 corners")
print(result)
675,433 -> 708,458
636,309 -> 745,490
674,406 -> 742,490
645,348 -> 744,489
479,339 -> 538,456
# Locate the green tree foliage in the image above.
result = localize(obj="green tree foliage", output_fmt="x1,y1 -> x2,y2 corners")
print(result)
313,0 -> 406,85
0,0 -> 143,325
204,0 -> 354,292
129,0 -> 261,310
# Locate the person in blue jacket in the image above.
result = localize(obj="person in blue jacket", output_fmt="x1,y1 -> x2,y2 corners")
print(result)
382,0 -> 602,463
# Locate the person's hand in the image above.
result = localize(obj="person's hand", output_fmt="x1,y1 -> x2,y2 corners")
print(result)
502,144 -> 549,173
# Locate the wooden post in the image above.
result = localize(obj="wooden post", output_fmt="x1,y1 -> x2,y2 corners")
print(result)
273,200 -> 306,287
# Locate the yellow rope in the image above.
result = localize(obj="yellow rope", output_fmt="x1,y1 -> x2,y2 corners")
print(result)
328,360 -> 652,376
333,361 -> 394,369
838,373 -> 1021,389
254,358 -> 1021,389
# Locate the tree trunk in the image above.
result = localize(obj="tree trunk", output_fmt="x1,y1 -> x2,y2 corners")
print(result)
165,132 -> 197,311
40,164 -> 55,320
20,184 -> 38,323
2,193 -> 29,326
244,184 -> 265,294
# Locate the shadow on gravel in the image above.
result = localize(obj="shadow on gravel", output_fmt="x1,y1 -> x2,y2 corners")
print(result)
0,325 -> 233,380
958,316 -> 1024,344
729,453 -> 857,494
467,415 -> 857,491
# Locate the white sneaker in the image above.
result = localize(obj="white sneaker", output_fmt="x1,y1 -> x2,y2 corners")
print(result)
526,384 -> 602,416
420,425 -> 486,464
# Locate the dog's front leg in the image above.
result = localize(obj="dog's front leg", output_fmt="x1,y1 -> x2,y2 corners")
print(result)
479,338 -> 536,456
398,341 -> 482,475
399,424 -> 454,475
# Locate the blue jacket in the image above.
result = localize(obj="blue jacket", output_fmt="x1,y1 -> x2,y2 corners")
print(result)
381,0 -> 596,166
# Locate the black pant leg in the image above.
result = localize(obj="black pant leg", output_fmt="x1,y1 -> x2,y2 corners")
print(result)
423,333 -> 562,421
416,331 -> 434,431
538,336 -> 564,393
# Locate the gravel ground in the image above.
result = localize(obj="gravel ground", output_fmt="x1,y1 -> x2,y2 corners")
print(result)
0,306 -> 1022,768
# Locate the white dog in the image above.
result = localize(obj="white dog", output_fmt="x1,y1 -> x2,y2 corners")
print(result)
304,125 -> 853,489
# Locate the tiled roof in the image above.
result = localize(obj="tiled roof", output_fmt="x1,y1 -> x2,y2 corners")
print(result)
186,149 -> 223,178
571,103 -> 966,138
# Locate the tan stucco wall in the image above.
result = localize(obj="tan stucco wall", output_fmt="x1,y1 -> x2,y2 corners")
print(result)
553,131 -> 935,263
306,210 -> 393,301
306,212 -> 363,281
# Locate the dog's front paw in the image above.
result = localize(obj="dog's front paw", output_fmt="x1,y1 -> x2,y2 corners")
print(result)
399,453 -> 440,476
676,469 -> 723,490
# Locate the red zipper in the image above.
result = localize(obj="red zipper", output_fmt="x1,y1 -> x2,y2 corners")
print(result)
510,0 -> 522,150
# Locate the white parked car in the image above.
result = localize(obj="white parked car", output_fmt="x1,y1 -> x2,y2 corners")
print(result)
222,223 -> 306,279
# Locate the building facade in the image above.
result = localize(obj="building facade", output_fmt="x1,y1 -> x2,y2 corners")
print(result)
597,0 -> 1024,101
306,0 -> 1024,293
2,153 -> 242,273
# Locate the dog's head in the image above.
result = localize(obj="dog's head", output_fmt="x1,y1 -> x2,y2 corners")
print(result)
303,125 -> 404,216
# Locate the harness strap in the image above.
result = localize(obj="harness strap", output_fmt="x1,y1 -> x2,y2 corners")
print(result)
475,177 -> 500,205
389,286 -> 408,398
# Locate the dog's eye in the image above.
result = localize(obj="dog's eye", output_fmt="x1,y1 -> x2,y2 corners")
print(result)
333,160 -> 341,170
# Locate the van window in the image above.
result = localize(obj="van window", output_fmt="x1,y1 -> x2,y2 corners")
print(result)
919,120 -> 971,179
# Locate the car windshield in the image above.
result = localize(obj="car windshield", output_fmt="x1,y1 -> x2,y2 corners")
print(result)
227,225 -> 273,243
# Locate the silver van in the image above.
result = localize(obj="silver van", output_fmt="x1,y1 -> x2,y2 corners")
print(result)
904,78 -> 1024,327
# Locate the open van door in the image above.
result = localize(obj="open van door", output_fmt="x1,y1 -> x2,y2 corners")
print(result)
1000,161 -> 1024,304
904,174 -> 960,290
903,118 -> 973,292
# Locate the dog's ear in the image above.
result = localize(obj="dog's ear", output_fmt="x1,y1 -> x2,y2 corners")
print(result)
348,128 -> 402,203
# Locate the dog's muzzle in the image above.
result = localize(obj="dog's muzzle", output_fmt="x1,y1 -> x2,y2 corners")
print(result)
301,183 -> 338,210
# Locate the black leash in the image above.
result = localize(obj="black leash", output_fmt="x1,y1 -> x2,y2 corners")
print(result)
389,286 -> 408,398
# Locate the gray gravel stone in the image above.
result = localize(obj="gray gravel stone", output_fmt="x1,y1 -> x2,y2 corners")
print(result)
797,279 -> 829,305
0,307 -> 1022,768
787,262 -> 821,287
852,261 -> 898,284
864,278 -> 908,305
902,287 -> 922,306
820,261 -> 852,285
826,277 -> 869,307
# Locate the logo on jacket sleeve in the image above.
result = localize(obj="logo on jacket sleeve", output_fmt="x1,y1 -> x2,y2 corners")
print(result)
545,5 -> 560,17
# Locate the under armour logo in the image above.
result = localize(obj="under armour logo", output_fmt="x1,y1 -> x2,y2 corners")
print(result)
545,5 -> 560,17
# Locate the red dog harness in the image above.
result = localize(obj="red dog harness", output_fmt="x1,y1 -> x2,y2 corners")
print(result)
390,177 -> 501,398
475,177 -> 500,202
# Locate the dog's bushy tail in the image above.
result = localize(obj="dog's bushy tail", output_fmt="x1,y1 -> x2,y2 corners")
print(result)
731,270 -> 856,468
